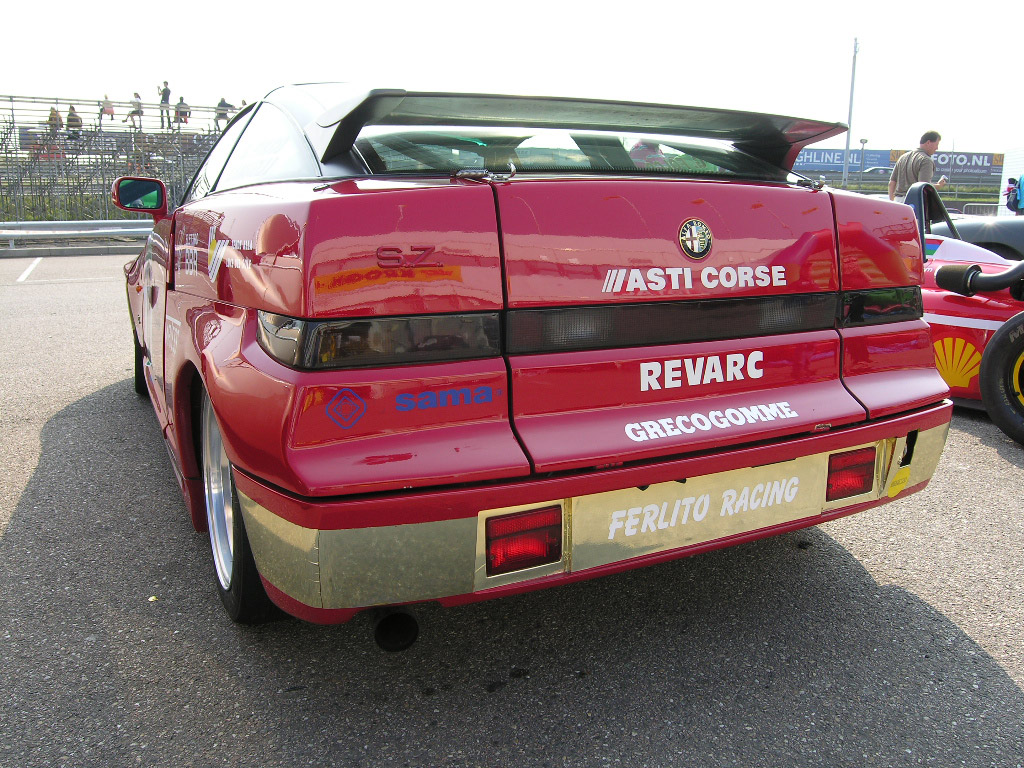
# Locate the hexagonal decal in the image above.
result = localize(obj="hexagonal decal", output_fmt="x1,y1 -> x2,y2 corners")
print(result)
326,388 -> 367,430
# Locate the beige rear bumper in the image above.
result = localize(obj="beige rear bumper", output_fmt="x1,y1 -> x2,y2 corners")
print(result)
238,420 -> 949,612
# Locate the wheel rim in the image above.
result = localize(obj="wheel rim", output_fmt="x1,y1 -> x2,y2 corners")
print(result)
202,396 -> 234,590
1012,350 -> 1024,410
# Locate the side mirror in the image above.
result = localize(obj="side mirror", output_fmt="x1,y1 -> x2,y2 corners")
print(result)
903,181 -> 959,251
112,177 -> 169,221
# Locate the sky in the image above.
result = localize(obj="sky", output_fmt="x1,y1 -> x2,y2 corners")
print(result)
9,0 -> 1024,153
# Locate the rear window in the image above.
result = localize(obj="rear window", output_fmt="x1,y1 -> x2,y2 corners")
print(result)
355,127 -> 794,181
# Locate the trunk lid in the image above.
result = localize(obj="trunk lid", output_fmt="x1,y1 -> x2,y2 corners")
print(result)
497,178 -> 866,471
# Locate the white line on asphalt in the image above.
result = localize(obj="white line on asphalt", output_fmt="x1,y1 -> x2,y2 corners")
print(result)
15,257 -> 42,283
19,277 -> 119,285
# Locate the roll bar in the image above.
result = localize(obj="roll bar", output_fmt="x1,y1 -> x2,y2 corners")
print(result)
903,182 -> 960,245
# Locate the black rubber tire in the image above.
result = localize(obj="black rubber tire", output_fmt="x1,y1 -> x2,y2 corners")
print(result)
200,392 -> 275,623
132,331 -> 148,397
218,498 -> 275,624
979,311 -> 1024,444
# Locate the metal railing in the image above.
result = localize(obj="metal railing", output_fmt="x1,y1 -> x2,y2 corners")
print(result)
1,93 -> 231,221
1,218 -> 152,257
962,203 -> 1000,217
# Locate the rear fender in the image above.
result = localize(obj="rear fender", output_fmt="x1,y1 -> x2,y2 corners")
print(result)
831,191 -> 949,416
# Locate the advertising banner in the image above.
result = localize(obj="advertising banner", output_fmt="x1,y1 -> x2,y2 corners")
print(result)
794,149 -> 892,171
795,148 -> 1003,182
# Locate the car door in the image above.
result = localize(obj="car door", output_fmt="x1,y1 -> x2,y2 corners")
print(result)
140,219 -> 173,425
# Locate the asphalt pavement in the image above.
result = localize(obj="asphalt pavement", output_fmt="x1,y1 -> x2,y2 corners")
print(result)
1,254 -> 1021,767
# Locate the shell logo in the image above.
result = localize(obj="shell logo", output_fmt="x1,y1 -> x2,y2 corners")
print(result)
932,337 -> 982,388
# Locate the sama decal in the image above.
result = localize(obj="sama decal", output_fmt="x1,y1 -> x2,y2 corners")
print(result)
678,219 -> 713,260
395,385 -> 499,411
326,388 -> 367,429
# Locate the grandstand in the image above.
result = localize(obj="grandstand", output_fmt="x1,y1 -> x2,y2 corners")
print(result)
1,94 -> 228,221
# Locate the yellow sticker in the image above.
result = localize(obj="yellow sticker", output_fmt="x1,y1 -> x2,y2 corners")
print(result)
887,466 -> 912,498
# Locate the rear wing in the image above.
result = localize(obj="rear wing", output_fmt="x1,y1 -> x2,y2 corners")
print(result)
306,89 -> 847,170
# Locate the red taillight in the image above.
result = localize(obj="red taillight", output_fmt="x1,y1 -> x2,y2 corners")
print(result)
486,506 -> 562,576
826,447 -> 877,501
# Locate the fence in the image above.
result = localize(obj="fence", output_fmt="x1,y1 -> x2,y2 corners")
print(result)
0,94 -> 233,221
962,203 -> 1000,217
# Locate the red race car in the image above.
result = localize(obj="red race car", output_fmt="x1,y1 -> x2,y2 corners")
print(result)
115,85 -> 951,645
908,183 -> 1024,444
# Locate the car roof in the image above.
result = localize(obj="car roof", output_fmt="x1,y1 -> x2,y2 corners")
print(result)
257,83 -> 847,171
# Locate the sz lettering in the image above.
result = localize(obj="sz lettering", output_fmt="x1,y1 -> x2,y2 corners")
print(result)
395,386 -> 500,411
641,351 -> 764,391
377,245 -> 442,268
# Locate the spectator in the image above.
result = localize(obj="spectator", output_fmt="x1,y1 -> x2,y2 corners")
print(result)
1005,178 -> 1022,216
214,97 -> 235,131
99,94 -> 114,123
46,107 -> 63,135
66,106 -> 83,139
123,92 -> 143,129
888,130 -> 948,202
157,81 -> 172,129
174,96 -> 190,129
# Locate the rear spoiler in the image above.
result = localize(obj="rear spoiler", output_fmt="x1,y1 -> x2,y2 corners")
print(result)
309,89 -> 847,170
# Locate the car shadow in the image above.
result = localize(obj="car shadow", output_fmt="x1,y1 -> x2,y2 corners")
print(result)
951,403 -> 1024,466
1,382 -> 1022,768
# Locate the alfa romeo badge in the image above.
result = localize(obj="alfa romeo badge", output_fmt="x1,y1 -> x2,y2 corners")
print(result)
678,219 -> 713,260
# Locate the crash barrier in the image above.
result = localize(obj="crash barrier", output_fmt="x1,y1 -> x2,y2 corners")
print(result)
1,219 -> 152,258
962,203 -> 1000,217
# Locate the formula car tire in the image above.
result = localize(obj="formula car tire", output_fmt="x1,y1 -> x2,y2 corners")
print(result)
980,311 -> 1024,445
200,391 -> 275,623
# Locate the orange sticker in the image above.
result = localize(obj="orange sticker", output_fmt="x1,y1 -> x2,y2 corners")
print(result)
315,266 -> 461,293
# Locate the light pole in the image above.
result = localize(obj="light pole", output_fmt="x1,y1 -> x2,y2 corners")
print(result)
842,38 -> 859,188
859,138 -> 867,183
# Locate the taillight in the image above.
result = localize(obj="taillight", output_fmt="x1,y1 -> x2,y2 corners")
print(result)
486,506 -> 562,576
826,447 -> 876,501
257,310 -> 500,369
841,287 -> 922,327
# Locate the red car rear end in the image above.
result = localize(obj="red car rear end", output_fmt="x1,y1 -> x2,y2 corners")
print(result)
117,87 -> 952,627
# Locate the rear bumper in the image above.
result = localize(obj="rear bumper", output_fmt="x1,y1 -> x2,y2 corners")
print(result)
235,402 -> 951,623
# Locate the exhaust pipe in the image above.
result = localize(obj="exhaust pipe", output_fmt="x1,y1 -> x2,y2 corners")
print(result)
935,260 -> 1024,297
373,609 -> 419,652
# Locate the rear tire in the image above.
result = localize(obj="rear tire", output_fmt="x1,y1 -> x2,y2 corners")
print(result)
979,311 -> 1024,444
200,392 -> 274,623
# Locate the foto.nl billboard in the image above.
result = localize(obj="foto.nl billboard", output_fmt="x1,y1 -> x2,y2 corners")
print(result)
929,151 -> 1004,179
